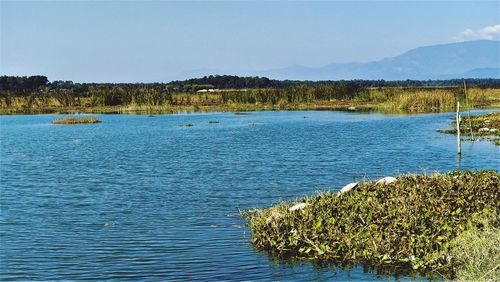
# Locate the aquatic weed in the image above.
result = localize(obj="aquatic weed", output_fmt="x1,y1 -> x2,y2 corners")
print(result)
243,171 -> 500,279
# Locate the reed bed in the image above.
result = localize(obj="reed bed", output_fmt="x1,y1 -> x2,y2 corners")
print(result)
243,171 -> 499,280
371,89 -> 457,113
52,116 -> 101,124
392,90 -> 456,112
2,87 -> 499,114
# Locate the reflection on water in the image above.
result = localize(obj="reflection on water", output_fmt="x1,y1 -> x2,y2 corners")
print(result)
1,111 -> 498,281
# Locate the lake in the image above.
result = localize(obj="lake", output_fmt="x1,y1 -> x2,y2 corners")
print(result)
1,111 -> 499,281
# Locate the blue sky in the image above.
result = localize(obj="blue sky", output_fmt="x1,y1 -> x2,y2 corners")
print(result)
1,1 -> 499,82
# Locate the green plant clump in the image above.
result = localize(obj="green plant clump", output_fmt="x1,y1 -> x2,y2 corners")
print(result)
438,112 -> 500,145
243,171 -> 499,279
52,116 -> 101,124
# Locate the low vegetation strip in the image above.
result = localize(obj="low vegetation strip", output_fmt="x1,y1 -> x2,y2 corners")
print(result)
242,171 -> 499,280
438,112 -> 500,145
52,116 -> 101,124
2,75 -> 500,114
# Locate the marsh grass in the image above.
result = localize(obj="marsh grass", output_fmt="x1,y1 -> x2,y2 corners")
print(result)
3,87 -> 499,115
447,212 -> 499,281
52,116 -> 101,124
372,89 -> 456,112
366,88 -> 500,113
242,171 -> 499,279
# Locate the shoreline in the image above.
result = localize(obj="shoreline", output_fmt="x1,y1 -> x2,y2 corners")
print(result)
1,101 -> 499,116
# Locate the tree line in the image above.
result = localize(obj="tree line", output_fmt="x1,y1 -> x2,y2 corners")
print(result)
0,75 -> 49,92
2,75 -> 500,94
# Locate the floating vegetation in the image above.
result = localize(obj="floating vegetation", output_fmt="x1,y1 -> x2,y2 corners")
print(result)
235,112 -> 251,115
242,171 -> 499,280
179,123 -> 194,127
208,121 -> 220,124
52,116 -> 101,124
438,112 -> 500,145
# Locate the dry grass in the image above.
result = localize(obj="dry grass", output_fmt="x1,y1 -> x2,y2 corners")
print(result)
447,212 -> 499,281
368,87 -> 500,113
393,90 -> 456,112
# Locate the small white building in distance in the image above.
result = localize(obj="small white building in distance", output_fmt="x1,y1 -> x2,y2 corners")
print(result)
196,89 -> 218,93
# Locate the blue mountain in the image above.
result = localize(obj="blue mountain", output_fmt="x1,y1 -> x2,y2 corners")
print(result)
260,40 -> 500,80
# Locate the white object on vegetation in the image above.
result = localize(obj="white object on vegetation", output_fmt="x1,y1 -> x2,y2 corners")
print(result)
289,203 -> 308,211
338,182 -> 359,194
478,128 -> 490,132
376,176 -> 397,185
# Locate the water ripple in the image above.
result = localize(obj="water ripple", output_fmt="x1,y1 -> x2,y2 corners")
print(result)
1,111 -> 498,281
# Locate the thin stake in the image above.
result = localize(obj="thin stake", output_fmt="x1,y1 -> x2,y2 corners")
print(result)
464,80 -> 474,141
456,101 -> 461,155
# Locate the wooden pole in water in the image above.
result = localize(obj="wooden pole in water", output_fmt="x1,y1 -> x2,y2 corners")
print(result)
464,80 -> 474,141
456,101 -> 461,155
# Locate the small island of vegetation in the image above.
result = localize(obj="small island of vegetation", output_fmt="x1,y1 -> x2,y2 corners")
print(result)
438,112 -> 500,145
52,116 -> 101,125
243,171 -> 499,280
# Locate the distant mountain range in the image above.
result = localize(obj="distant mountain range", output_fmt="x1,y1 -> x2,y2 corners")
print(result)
180,40 -> 500,81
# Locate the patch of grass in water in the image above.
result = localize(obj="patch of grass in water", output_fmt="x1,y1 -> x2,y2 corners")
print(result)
242,170 -> 499,280
179,123 -> 193,127
437,112 -> 500,145
52,116 -> 101,124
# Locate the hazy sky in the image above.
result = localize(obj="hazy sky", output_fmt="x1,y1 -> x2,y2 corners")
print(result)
1,1 -> 499,82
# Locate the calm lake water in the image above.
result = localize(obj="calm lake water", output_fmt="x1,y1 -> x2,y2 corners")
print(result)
1,111 -> 499,281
